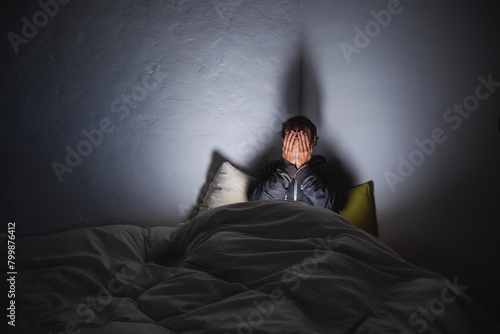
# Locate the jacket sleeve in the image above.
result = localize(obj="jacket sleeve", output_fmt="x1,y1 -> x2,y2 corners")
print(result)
295,158 -> 344,212
249,160 -> 295,201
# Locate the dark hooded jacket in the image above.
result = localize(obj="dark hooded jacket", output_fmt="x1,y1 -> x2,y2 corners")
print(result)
248,155 -> 344,212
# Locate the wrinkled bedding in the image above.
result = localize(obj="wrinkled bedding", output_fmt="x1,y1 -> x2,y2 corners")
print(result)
13,200 -> 499,333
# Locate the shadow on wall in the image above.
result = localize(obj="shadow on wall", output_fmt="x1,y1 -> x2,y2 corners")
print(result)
290,41 -> 357,189
186,44 -> 359,219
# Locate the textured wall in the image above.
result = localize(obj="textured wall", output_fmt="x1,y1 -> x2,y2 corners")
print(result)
1,0 -> 499,318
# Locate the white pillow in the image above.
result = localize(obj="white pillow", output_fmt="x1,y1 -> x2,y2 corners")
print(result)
198,161 -> 256,213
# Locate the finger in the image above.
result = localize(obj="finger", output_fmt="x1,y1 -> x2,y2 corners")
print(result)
288,130 -> 296,149
303,132 -> 310,147
284,131 -> 294,156
283,131 -> 290,148
297,132 -> 306,152
284,131 -> 293,151
302,132 -> 310,151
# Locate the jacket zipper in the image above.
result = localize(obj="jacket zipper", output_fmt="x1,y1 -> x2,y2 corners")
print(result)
293,180 -> 297,201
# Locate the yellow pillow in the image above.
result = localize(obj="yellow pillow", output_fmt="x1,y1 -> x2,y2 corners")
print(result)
339,181 -> 377,236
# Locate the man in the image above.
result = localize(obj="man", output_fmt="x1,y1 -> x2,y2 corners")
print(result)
249,116 -> 344,212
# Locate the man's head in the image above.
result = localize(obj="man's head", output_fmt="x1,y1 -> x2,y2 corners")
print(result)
280,116 -> 318,146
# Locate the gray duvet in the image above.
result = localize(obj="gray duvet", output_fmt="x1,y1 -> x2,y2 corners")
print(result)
13,200 -> 499,333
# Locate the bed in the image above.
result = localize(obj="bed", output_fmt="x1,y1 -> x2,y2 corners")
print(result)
10,162 -> 499,333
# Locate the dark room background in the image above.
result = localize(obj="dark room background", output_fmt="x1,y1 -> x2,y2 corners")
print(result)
1,0 -> 499,320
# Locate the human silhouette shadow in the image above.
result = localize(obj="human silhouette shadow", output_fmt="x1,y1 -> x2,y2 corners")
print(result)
188,44 -> 363,221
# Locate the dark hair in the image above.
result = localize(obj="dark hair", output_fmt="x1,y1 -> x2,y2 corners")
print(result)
280,116 -> 318,145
